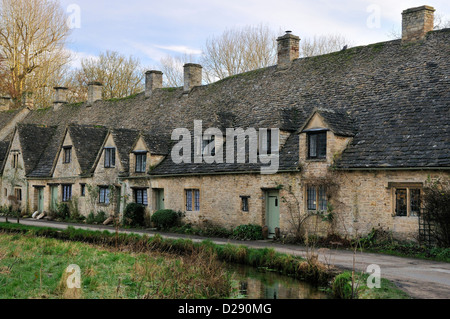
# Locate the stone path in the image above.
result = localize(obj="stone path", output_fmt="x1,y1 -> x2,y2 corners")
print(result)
1,217 -> 449,299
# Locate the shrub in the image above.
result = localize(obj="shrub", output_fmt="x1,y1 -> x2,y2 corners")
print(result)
55,203 -> 70,221
332,272 -> 355,299
423,182 -> 450,247
151,209 -> 179,229
86,211 -> 108,225
232,224 -> 263,240
123,203 -> 146,227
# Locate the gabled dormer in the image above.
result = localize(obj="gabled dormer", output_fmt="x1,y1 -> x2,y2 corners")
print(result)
53,125 -> 108,178
298,108 -> 356,167
129,133 -> 168,176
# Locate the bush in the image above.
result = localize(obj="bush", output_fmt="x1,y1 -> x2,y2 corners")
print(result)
123,203 -> 146,227
151,209 -> 179,229
232,224 -> 263,240
332,272 -> 355,299
423,182 -> 450,247
55,203 -> 70,221
86,211 -> 108,225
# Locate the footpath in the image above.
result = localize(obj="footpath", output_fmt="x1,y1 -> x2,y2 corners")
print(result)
1,217 -> 449,299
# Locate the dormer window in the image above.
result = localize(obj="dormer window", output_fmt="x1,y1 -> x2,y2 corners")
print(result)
134,151 -> 147,173
104,147 -> 116,168
307,131 -> 327,159
63,146 -> 72,164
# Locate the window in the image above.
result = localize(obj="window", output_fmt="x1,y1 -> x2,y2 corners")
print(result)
12,153 -> 19,168
308,132 -> 327,159
185,189 -> 200,211
134,188 -> 148,206
135,153 -> 147,173
307,185 -> 328,212
80,184 -> 86,197
394,186 -> 422,217
63,147 -> 72,164
62,185 -> 72,202
241,196 -> 250,212
104,148 -> 116,168
4,188 -> 7,197
14,188 -> 22,201
99,187 -> 110,204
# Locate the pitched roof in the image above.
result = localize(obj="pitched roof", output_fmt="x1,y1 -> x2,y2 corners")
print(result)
1,29 -> 449,173
299,108 -> 357,137
16,124 -> 57,176
67,125 -> 109,175
0,140 -> 10,174
110,128 -> 140,175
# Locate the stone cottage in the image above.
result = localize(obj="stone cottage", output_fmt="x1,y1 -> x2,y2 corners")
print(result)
0,5 -> 448,240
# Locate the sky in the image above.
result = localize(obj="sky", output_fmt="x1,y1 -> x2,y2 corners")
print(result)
59,0 -> 450,69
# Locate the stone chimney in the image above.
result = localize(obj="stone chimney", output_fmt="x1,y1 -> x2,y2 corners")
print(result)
402,5 -> 435,43
277,31 -> 300,69
145,70 -> 163,98
183,63 -> 202,93
22,92 -> 34,109
87,81 -> 103,105
53,87 -> 68,110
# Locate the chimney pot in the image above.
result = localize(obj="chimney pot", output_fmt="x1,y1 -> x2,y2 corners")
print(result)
183,63 -> 203,93
402,5 -> 435,42
145,70 -> 163,98
277,31 -> 300,69
87,82 -> 103,105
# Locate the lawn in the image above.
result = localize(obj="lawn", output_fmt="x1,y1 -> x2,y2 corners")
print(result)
0,232 -> 232,299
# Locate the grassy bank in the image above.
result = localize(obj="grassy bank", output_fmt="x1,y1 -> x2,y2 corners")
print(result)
0,222 -> 411,299
0,232 -> 233,299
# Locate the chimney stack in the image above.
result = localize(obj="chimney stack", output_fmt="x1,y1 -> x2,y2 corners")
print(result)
145,70 -> 163,98
87,82 -> 103,105
183,63 -> 202,93
22,92 -> 34,109
277,31 -> 300,69
402,6 -> 435,43
53,87 -> 68,110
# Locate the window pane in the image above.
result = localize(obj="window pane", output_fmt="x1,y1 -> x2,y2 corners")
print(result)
309,135 -> 317,158
307,186 -> 317,210
242,197 -> 249,212
319,186 -> 327,211
194,190 -> 200,211
186,190 -> 193,211
396,189 -> 407,216
317,133 -> 327,158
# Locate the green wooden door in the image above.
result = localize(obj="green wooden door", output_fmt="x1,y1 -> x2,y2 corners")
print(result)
50,186 -> 58,212
266,191 -> 280,238
38,188 -> 44,213
156,189 -> 165,210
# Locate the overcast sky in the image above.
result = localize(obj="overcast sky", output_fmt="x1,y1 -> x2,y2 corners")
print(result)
59,0 -> 450,69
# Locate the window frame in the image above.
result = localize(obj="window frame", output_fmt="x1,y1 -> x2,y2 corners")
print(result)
62,184 -> 72,202
63,146 -> 72,164
12,153 -> 19,169
134,188 -> 148,206
134,152 -> 147,173
240,196 -> 250,212
306,185 -> 328,212
393,185 -> 422,217
99,186 -> 110,205
14,188 -> 22,201
80,184 -> 86,197
104,147 -> 116,168
307,131 -> 327,160
185,189 -> 200,212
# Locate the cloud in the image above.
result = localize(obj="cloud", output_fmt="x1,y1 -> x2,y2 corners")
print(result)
154,45 -> 203,55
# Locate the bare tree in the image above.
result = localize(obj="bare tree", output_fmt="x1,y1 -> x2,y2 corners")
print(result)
159,54 -> 196,88
0,0 -> 71,107
388,13 -> 450,40
300,34 -> 350,57
75,50 -> 145,100
200,24 -> 278,83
